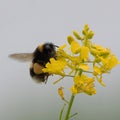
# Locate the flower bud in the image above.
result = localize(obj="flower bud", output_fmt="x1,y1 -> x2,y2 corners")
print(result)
67,36 -> 75,44
87,30 -> 94,39
84,24 -> 89,31
73,30 -> 83,40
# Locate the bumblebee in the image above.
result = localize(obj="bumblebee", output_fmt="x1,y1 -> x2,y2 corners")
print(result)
9,43 -> 58,83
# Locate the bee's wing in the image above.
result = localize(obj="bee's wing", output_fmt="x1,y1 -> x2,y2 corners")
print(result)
9,53 -> 33,62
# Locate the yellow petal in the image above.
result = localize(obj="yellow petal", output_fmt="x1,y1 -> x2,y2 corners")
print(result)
108,55 -> 119,69
71,40 -> 81,54
80,46 -> 89,61
58,44 -> 66,50
70,86 -> 78,95
79,64 -> 90,71
42,58 -> 67,76
67,36 -> 75,45
93,66 -> 102,75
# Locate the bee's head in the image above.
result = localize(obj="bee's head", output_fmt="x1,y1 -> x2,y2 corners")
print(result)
43,43 -> 55,51
33,43 -> 58,66
38,43 -> 58,57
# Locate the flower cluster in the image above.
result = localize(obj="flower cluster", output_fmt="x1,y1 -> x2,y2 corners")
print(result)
42,24 -> 119,96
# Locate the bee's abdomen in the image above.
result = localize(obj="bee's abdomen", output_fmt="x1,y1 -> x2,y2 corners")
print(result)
30,63 -> 49,83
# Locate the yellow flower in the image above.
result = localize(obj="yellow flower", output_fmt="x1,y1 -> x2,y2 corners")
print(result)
70,86 -> 79,94
58,44 -> 67,50
56,44 -> 71,60
41,24 -> 119,97
91,44 -> 110,57
42,58 -> 67,76
108,55 -> 119,69
93,66 -> 106,86
100,54 -> 119,71
80,46 -> 89,61
70,40 -> 81,54
71,74 -> 96,95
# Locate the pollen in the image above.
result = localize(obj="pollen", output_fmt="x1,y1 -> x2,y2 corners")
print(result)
33,63 -> 44,74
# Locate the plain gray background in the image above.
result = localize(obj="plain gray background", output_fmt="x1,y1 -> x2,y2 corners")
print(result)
1,0 -> 120,120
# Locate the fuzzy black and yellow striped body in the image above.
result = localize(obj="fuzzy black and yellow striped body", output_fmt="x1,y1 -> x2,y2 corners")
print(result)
30,43 -> 56,82
9,42 -> 57,83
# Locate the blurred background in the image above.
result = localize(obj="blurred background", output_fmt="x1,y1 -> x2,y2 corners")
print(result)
0,0 -> 120,120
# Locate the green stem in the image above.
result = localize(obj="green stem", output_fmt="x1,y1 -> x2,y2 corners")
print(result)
59,104 -> 66,120
64,94 -> 75,120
